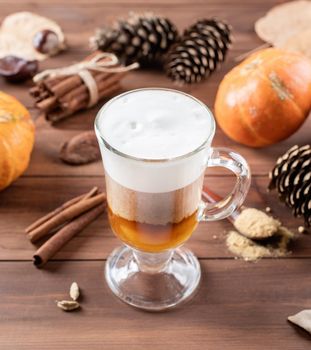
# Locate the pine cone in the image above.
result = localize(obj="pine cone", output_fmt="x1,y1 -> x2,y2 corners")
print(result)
268,144 -> 311,227
90,12 -> 179,65
165,19 -> 232,83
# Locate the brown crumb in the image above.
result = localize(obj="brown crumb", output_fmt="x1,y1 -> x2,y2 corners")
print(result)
298,226 -> 306,234
226,231 -> 272,261
226,224 -> 294,261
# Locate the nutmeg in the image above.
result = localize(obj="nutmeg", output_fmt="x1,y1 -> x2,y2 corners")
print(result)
59,131 -> 101,165
33,29 -> 61,56
0,56 -> 38,83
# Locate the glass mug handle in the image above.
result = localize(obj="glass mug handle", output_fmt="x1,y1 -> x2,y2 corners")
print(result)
198,147 -> 251,222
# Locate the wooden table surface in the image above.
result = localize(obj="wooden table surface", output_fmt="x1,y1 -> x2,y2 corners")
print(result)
1,0 -> 310,348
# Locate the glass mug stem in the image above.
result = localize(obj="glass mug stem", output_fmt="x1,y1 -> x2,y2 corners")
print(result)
133,249 -> 173,273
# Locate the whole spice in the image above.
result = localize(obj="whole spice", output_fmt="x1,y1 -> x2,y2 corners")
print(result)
26,187 -> 108,267
0,56 -> 38,83
30,52 -> 138,123
25,186 -> 98,233
28,192 -> 106,243
59,131 -> 100,165
69,282 -> 80,301
0,12 -> 66,61
56,300 -> 80,311
33,203 -> 106,267
33,29 -> 61,55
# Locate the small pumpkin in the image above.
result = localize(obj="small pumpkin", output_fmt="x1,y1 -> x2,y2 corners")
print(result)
0,92 -> 35,191
215,48 -> 311,147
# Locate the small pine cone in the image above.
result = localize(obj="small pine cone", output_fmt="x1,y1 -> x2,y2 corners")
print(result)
90,12 -> 179,65
268,144 -> 311,227
165,19 -> 232,83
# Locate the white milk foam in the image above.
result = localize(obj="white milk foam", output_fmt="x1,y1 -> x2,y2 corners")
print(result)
96,89 -> 214,193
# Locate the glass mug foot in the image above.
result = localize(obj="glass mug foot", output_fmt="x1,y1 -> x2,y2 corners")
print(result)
105,245 -> 201,311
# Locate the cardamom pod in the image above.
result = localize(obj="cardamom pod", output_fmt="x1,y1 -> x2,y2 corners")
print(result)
56,300 -> 80,311
69,282 -> 80,301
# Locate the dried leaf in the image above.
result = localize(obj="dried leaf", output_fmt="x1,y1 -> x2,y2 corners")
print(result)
288,309 -> 311,334
56,300 -> 80,311
255,1 -> 311,46
69,282 -> 80,301
282,28 -> 311,58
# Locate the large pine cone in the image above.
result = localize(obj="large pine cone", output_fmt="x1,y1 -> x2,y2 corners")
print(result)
166,19 -> 232,83
90,12 -> 179,65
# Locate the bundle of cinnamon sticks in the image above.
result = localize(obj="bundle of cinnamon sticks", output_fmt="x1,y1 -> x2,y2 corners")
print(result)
26,187 -> 106,267
30,52 -> 138,123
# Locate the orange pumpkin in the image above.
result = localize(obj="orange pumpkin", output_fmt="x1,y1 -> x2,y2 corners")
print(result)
0,92 -> 35,191
215,48 -> 311,147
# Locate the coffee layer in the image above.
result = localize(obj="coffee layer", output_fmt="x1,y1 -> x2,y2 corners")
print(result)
105,173 -> 204,226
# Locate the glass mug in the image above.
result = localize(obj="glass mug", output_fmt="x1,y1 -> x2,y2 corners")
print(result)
95,88 -> 250,310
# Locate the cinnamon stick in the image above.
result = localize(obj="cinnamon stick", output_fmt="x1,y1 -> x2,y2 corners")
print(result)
28,193 -> 106,243
36,96 -> 57,112
33,203 -> 106,267
35,76 -> 123,120
50,75 -> 84,97
47,82 -> 121,123
51,70 -> 108,99
58,71 -> 122,106
25,187 -> 98,234
36,91 -> 52,102
61,78 -> 122,110
30,52 -> 137,123
44,76 -> 66,89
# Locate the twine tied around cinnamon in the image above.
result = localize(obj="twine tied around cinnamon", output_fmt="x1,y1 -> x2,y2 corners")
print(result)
33,52 -> 139,107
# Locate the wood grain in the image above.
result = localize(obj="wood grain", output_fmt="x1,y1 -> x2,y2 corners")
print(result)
0,260 -> 310,349
0,0 -> 284,4
0,0 -> 310,348
0,1 -> 308,177
0,176 -> 308,261
22,115 -> 311,177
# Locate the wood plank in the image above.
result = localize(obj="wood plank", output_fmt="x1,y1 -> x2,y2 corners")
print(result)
0,259 -> 310,349
0,0 -> 310,348
0,176 -> 308,261
0,2 -> 308,178
0,1 -> 271,81
1,0 -> 284,5
0,3 -> 267,102
23,110 -> 311,177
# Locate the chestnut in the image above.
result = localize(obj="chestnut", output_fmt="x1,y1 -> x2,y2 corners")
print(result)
33,29 -> 61,56
0,56 -> 38,83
